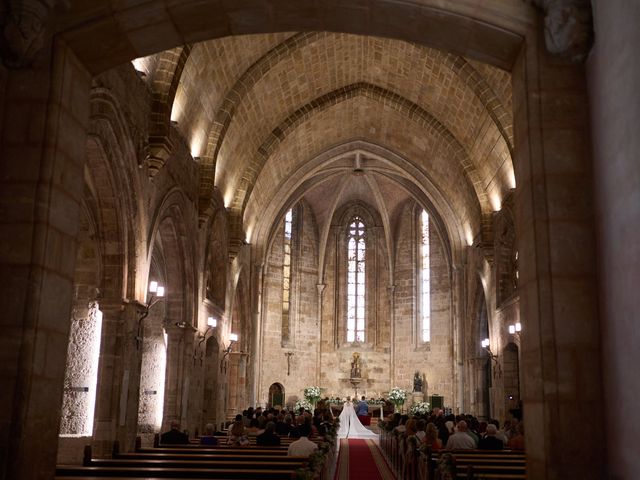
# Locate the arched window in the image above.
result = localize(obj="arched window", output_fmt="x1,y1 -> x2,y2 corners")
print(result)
420,209 -> 431,342
282,208 -> 293,343
347,217 -> 366,343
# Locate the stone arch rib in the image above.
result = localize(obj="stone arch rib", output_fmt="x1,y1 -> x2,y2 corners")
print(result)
148,45 -> 193,176
441,53 -> 514,154
230,82 -> 490,223
198,32 -> 326,222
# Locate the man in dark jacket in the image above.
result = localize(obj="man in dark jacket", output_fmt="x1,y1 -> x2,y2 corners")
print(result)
478,424 -> 504,450
160,419 -> 189,444
256,422 -> 281,446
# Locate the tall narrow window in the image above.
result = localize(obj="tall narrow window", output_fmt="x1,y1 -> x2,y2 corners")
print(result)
420,210 -> 431,342
282,209 -> 293,343
347,217 -> 366,342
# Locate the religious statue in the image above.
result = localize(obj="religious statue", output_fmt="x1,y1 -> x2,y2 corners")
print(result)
350,352 -> 361,378
413,371 -> 423,392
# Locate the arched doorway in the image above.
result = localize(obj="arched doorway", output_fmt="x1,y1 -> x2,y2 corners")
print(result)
268,383 -> 285,409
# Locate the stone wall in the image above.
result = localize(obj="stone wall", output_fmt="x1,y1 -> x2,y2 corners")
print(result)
259,198 -> 455,405
393,202 -> 454,404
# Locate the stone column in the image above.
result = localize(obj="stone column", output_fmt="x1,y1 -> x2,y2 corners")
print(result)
315,283 -> 325,385
253,263 -> 264,405
451,265 -> 465,414
162,324 -> 187,431
0,39 -> 91,479
92,301 -> 144,455
387,285 -> 396,387
513,21 -> 604,479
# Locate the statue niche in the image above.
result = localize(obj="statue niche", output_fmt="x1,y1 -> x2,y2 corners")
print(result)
350,352 -> 362,379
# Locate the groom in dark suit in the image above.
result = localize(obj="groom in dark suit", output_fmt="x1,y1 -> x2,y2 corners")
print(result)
355,396 -> 369,416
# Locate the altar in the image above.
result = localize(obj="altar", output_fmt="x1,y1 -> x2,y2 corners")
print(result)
329,403 -> 385,420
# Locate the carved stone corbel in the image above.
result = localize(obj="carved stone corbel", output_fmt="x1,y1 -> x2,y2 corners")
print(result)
526,0 -> 593,63
0,0 -> 68,68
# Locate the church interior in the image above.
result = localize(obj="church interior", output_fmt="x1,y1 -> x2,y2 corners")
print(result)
0,1 -> 638,479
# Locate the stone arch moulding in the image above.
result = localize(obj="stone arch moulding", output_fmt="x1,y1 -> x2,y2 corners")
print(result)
251,141 -> 469,271
87,87 -> 146,301
147,187 -> 198,325
58,1 -> 532,76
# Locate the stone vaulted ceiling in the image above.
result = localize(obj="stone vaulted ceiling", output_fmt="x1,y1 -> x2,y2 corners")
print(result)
133,31 -> 514,260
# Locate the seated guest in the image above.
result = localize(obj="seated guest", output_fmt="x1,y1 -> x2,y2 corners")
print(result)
257,422 -> 281,446
415,419 -> 427,443
246,417 -> 262,435
228,414 -> 250,446
423,422 -> 443,450
160,419 -> 189,444
507,422 -> 525,450
478,424 -> 504,450
287,423 -> 318,457
355,396 -> 369,416
445,421 -> 476,450
275,413 -> 291,435
200,423 -> 218,445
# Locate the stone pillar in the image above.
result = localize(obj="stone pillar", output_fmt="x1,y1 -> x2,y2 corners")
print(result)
253,263 -> 264,404
162,325 -> 187,431
513,21 -> 604,479
92,300 -> 142,457
315,283 -> 325,385
387,285 -> 396,387
0,39 -> 91,479
451,265 -> 465,414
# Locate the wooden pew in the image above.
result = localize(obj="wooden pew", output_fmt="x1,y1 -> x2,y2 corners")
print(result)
427,449 -> 527,480
56,465 -> 300,479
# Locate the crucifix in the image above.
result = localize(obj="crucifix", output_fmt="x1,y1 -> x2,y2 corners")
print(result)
285,351 -> 294,376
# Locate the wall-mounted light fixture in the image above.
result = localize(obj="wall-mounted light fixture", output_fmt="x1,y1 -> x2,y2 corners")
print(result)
508,322 -> 522,336
195,317 -> 218,365
136,281 -> 165,349
481,338 -> 498,364
220,333 -> 238,373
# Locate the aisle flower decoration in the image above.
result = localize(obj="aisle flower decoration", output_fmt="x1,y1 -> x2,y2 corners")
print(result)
303,385 -> 322,408
409,401 -> 431,416
294,398 -> 313,414
388,386 -> 408,411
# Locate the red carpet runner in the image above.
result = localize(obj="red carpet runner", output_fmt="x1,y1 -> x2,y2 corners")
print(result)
334,438 -> 396,480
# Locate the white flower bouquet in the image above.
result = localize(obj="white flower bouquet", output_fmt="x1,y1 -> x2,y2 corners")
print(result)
303,386 -> 322,404
409,401 -> 431,416
294,398 -> 313,414
388,387 -> 408,407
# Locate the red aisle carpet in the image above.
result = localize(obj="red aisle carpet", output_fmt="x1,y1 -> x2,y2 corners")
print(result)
334,438 -> 396,480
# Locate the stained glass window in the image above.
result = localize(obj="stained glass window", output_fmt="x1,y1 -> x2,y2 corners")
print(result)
347,217 -> 366,342
420,210 -> 431,342
282,209 -> 293,342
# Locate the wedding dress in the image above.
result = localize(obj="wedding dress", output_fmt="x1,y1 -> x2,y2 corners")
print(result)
336,401 -> 378,439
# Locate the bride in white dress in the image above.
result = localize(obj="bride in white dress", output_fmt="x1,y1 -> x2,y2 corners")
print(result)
336,397 -> 378,439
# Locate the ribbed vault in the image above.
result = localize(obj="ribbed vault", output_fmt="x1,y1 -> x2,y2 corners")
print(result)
132,29 -> 515,257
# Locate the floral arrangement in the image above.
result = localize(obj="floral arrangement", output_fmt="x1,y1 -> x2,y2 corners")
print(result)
303,386 -> 322,405
409,401 -> 431,416
366,397 -> 387,405
327,396 -> 344,405
294,398 -> 313,414
388,386 -> 408,406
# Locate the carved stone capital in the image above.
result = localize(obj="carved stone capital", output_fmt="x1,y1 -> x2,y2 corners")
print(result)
1,0 -> 67,68
146,135 -> 173,177
526,0 -> 593,63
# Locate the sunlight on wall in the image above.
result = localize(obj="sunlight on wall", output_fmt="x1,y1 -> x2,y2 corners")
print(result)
490,192 -> 502,212
465,224 -> 474,246
59,302 -> 103,437
131,57 -> 152,77
138,331 -> 167,433
85,308 -> 103,436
